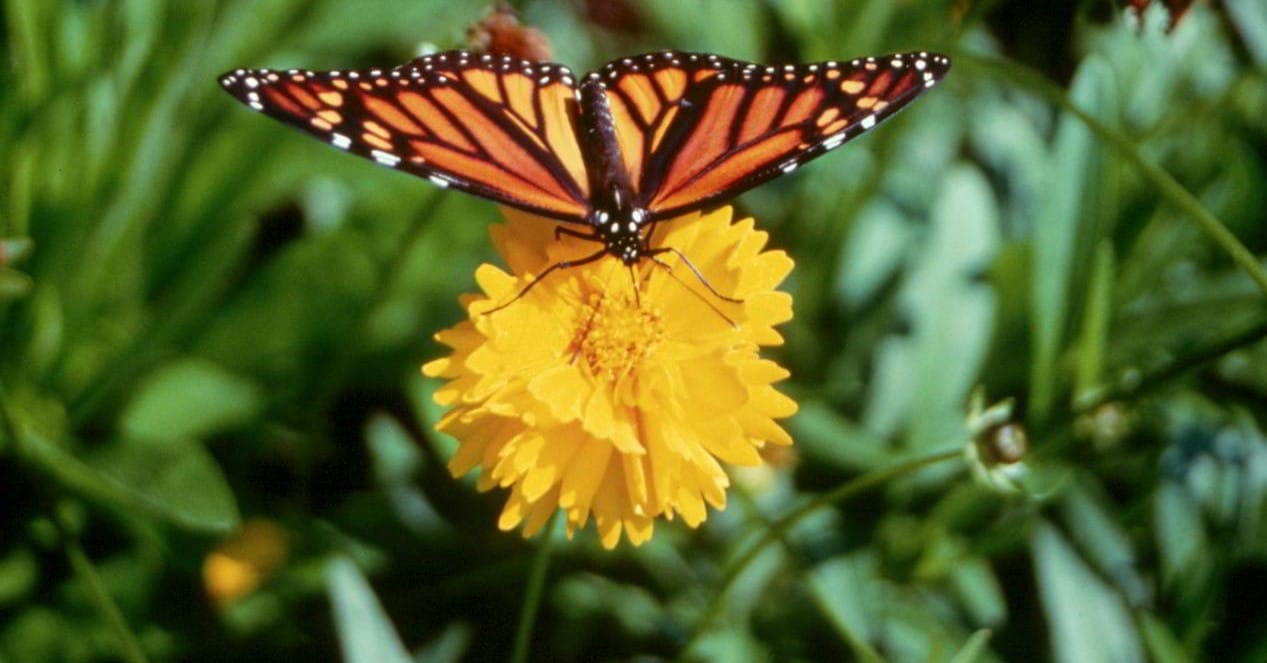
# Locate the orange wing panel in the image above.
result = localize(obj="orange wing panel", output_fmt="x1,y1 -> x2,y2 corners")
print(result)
659,84 -> 744,196
737,87 -> 783,144
653,130 -> 802,210
398,91 -> 477,152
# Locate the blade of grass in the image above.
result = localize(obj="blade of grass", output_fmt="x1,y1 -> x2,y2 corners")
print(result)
327,557 -> 414,663
1029,54 -> 1116,422
676,449 -> 962,660
511,512 -> 558,663
57,507 -> 150,663
957,51 -> 1267,299
1075,314 -> 1267,413
1073,241 -> 1114,401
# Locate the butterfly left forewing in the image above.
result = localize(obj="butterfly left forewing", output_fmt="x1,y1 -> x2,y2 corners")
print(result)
219,51 -> 592,222
600,51 -> 951,221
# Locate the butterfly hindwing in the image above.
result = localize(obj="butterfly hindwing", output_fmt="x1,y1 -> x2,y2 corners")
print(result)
597,51 -> 951,220
218,52 -> 592,222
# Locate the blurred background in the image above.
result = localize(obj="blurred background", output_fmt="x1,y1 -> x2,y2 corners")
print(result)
3,0 -> 1267,661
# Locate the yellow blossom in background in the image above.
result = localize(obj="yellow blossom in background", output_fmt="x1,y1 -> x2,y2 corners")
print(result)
202,519 -> 289,607
423,206 -> 797,548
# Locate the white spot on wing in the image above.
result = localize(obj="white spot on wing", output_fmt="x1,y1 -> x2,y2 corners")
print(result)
332,133 -> 352,149
372,150 -> 401,166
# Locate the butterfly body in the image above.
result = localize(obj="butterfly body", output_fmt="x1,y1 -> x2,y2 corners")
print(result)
576,74 -> 653,263
219,49 -> 950,265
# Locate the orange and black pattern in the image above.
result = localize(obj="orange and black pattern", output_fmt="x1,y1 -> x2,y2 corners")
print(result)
220,49 -> 949,224
219,52 -> 590,221
592,52 -> 950,220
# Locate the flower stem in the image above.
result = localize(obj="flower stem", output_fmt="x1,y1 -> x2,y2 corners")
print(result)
677,449 -> 962,660
957,51 -> 1267,298
57,508 -> 150,663
511,512 -> 558,663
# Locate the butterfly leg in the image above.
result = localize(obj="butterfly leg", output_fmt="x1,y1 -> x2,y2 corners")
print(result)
646,253 -> 739,329
555,225 -> 601,242
634,220 -> 663,290
642,219 -> 661,247
645,246 -> 744,304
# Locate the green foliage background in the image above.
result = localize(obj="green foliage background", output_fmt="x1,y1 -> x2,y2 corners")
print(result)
3,0 -> 1267,661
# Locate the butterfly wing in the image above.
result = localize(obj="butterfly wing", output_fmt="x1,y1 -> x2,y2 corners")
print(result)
596,51 -> 950,220
219,51 -> 592,222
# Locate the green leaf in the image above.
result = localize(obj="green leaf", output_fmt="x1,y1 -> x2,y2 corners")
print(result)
1032,522 -> 1142,663
7,383 -> 238,534
86,436 -> 240,534
0,267 -> 32,300
366,413 -> 447,534
836,200 -> 913,309
1061,483 -> 1147,603
1153,482 -> 1209,590
414,622 -> 472,663
0,237 -> 34,264
806,553 -> 884,662
1073,242 -> 1115,403
0,547 -> 37,606
1138,612 -> 1190,663
1029,55 -> 1119,421
790,400 -> 891,472
690,629 -> 767,663
640,0 -> 765,60
121,358 -> 264,440
1225,0 -> 1267,65
948,556 -> 1007,628
327,557 -> 413,663
865,164 -> 998,451
948,629 -> 994,663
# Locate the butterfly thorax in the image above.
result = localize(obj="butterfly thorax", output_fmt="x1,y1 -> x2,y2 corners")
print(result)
579,76 -> 650,265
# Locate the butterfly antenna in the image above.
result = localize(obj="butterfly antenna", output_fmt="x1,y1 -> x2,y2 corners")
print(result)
483,246 -> 607,315
647,254 -> 739,329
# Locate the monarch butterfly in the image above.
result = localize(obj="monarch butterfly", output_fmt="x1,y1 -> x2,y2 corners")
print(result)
220,49 -> 949,269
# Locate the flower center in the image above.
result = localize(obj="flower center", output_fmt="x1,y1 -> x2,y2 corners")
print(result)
572,292 -> 664,381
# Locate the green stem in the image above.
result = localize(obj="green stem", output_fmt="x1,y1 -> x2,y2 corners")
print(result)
511,512 -> 559,663
677,449 -> 962,660
1075,314 -> 1267,414
57,509 -> 150,663
957,52 -> 1267,298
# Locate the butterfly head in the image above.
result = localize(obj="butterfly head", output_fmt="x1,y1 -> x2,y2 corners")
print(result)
590,206 -> 650,265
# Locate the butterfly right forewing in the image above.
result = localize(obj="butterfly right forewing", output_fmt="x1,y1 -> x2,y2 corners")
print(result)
597,51 -> 951,221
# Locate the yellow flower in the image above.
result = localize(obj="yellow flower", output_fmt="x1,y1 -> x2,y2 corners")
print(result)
422,206 -> 797,548
202,519 -> 289,607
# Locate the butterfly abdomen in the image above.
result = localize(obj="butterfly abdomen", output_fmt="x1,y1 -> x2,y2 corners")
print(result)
578,74 -> 652,263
